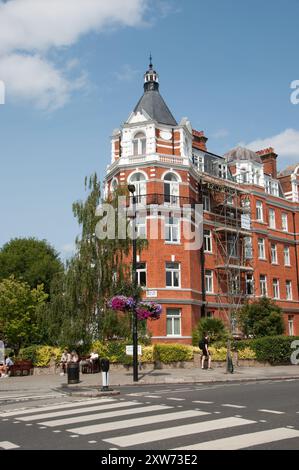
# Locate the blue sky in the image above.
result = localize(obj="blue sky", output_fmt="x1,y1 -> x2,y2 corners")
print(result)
0,0 -> 299,258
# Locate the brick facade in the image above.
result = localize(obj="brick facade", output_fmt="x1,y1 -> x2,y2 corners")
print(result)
104,62 -> 299,342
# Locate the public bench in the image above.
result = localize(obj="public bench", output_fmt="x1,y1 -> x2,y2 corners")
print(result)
9,360 -> 34,377
80,356 -> 100,374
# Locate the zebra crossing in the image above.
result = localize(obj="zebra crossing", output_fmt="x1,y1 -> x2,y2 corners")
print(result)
1,397 -> 299,450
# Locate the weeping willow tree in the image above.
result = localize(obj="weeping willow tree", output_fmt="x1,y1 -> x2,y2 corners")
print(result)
38,173 -> 146,350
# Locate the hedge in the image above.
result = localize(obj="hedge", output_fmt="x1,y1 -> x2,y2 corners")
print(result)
19,345 -> 62,367
18,337 -> 297,366
153,344 -> 194,363
233,336 -> 299,365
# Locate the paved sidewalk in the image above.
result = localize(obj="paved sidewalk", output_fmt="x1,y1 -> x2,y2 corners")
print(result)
1,364 -> 299,395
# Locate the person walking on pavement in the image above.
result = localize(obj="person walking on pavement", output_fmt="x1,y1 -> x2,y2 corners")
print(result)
200,333 -> 212,370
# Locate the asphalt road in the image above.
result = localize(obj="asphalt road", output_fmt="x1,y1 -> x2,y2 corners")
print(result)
0,379 -> 299,450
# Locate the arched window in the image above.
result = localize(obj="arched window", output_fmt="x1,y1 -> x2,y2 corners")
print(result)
111,178 -> 118,192
164,172 -> 179,204
133,132 -> 146,156
129,172 -> 147,204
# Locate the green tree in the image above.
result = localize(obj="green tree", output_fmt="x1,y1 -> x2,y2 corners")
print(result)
39,173 -> 146,349
0,276 -> 48,353
237,297 -> 285,338
192,317 -> 228,346
0,238 -> 63,294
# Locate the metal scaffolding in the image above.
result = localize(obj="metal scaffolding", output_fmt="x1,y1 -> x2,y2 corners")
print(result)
201,175 -> 253,335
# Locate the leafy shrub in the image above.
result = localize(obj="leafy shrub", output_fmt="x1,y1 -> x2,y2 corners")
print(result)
192,317 -> 228,346
140,346 -> 154,363
233,336 -> 299,364
19,345 -> 62,366
153,344 -> 194,363
209,346 -> 227,361
237,347 -> 256,360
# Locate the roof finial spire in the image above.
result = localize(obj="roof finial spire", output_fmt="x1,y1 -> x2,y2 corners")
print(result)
149,53 -> 153,70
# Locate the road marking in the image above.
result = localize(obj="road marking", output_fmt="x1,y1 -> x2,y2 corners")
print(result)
144,395 -> 161,398
68,410 -> 209,436
0,441 -> 20,450
222,404 -> 246,409
88,441 -> 97,444
70,435 -> 79,438
40,405 -> 172,427
18,401 -> 137,422
0,398 -> 115,417
258,409 -> 285,415
103,417 -> 255,447
192,401 -> 213,404
53,430 -> 61,433
167,398 -> 185,401
175,427 -> 299,450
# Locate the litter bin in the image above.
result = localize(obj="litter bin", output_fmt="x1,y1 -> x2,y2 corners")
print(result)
67,362 -> 79,384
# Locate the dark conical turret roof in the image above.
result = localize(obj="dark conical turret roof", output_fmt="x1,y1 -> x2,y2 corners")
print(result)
133,57 -> 177,126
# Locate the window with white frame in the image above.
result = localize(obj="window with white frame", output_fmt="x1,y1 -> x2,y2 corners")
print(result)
284,246 -> 291,266
166,308 -> 181,336
282,213 -> 288,232
273,279 -> 280,299
288,315 -> 294,336
205,270 -> 213,293
269,208 -> 276,229
218,164 -> 227,179
258,238 -> 266,259
272,181 -> 279,197
136,262 -> 146,286
227,195 -> 234,205
271,244 -> 278,264
129,172 -> 146,204
204,229 -> 212,253
227,234 -> 237,257
203,194 -> 211,211
256,201 -> 263,221
111,178 -> 118,192
133,132 -> 146,155
166,262 -> 180,288
246,274 -> 254,295
164,173 -> 179,204
260,275 -> 267,296
286,280 -> 293,300
165,216 -> 180,243
244,237 -> 253,259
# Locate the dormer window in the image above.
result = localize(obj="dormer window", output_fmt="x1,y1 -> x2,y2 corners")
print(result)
133,132 -> 146,156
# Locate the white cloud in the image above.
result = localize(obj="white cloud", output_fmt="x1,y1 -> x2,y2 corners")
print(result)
0,0 -> 147,109
241,129 -> 299,162
0,53 -> 86,110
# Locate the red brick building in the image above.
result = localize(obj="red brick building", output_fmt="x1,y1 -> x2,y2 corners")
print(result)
105,60 -> 299,342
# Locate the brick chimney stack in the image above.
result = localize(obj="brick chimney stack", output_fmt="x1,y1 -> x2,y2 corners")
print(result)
256,147 -> 278,178
192,129 -> 208,151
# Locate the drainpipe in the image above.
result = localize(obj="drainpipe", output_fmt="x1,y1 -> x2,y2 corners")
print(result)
198,181 -> 206,317
292,212 -> 299,296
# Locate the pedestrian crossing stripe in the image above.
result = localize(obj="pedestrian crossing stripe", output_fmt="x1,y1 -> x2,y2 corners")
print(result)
0,398 -> 115,417
39,405 -> 173,427
174,427 -> 299,450
68,410 -> 209,436
103,417 -> 255,447
0,441 -> 20,449
17,401 -> 139,422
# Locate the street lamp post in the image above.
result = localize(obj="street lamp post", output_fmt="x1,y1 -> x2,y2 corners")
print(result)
128,184 -> 138,382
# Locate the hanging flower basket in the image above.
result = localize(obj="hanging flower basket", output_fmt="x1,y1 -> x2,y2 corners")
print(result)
108,296 -> 162,321
108,295 -> 136,312
135,302 -> 162,321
